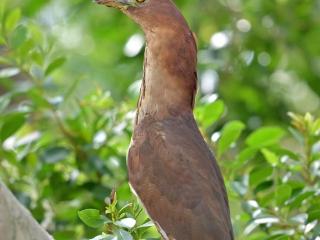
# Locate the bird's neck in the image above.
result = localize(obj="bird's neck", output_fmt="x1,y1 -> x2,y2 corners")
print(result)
136,27 -> 197,124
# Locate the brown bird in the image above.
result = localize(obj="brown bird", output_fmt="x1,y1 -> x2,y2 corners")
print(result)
95,0 -> 234,239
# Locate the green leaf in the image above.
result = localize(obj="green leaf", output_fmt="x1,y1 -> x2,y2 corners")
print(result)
0,1 -> 5,20
0,67 -> 20,78
90,234 -> 115,240
249,166 -> 273,187
217,120 -> 245,157
265,234 -> 290,240
253,216 -> 279,225
254,180 -> 273,194
78,209 -> 105,228
308,209 -> 320,222
5,8 -> 21,33
136,221 -> 154,229
0,56 -> 12,64
231,181 -> 247,196
27,89 -> 51,108
0,112 -> 26,142
288,127 -> 304,144
114,218 -> 136,229
261,148 -> 279,166
246,232 -> 268,240
45,57 -> 66,76
275,184 -> 292,205
0,94 -> 11,113
246,127 -> 285,148
114,229 -> 133,240
40,146 -> 70,164
195,100 -> 224,128
0,36 -> 5,45
232,147 -> 257,168
286,191 -> 314,209
30,64 -> 44,80
9,24 -> 27,49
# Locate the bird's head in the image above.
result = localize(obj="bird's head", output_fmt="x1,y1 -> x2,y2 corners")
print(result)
95,0 -> 148,11
95,0 -> 188,34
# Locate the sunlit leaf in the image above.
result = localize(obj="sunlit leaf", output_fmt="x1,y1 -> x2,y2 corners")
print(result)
0,56 -> 11,64
5,8 -> 21,33
0,94 -> 11,112
0,67 -> 20,78
90,235 -> 115,240
275,184 -> 292,205
288,127 -> 304,144
254,216 -> 279,224
195,100 -> 224,128
232,147 -> 257,168
30,64 -> 44,80
217,120 -> 245,157
114,229 -> 133,240
78,209 -> 105,228
231,180 -> 247,196
114,218 -> 136,229
246,127 -> 285,148
136,221 -> 154,229
45,57 -> 66,76
0,112 -> 26,142
261,148 -> 279,166
9,24 -> 27,48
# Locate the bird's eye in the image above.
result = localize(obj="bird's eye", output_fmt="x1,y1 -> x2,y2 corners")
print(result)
136,0 -> 146,3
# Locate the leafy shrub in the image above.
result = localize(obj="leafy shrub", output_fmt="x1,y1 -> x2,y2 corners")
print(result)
222,112 -> 320,240
78,191 -> 157,240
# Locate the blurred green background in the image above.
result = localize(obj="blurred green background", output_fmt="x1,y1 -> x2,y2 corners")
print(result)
4,0 -> 320,122
0,0 -> 319,239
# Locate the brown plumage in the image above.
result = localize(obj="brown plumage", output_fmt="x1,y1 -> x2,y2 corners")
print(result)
96,0 -> 234,239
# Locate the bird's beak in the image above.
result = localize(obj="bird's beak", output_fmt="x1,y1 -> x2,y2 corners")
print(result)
94,0 -> 131,9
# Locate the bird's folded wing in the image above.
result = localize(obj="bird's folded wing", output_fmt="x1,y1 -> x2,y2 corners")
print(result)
129,114 -> 233,239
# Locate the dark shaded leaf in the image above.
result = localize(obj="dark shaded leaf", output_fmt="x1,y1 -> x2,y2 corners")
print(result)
308,209 -> 320,222
286,191 -> 314,209
40,146 -> 70,164
254,180 -> 273,194
249,166 -> 273,187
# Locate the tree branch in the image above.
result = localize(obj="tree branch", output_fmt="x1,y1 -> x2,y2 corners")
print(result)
0,181 -> 53,240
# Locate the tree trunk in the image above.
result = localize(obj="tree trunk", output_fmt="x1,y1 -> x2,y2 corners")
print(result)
0,181 -> 53,240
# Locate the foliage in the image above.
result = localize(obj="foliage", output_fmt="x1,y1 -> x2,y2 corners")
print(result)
3,0 -> 320,123
0,1 -> 319,240
0,5 -> 135,238
79,191 -> 157,240
219,112 -> 320,239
